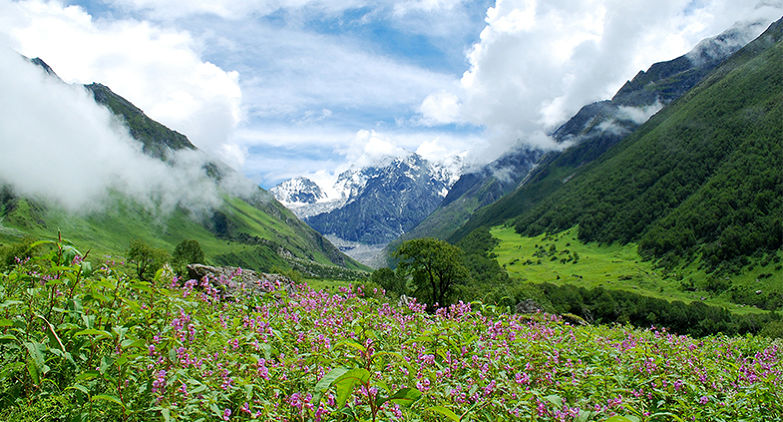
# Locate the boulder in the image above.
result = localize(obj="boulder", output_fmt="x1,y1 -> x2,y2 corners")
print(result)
186,264 -> 295,299
515,299 -> 543,314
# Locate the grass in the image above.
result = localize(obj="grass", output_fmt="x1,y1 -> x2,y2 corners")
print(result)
0,193 -> 367,275
491,225 -> 776,315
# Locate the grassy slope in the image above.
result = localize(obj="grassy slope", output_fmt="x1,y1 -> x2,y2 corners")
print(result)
0,193 -> 366,274
491,225 -> 782,314
0,69 -> 366,275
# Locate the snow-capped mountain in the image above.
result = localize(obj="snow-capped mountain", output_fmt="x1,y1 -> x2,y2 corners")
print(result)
270,152 -> 463,263
269,177 -> 326,206
305,153 -> 462,245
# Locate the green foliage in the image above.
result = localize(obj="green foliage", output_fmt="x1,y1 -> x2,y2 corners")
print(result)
370,267 -> 407,297
534,283 -> 776,337
127,239 -> 169,280
2,242 -> 783,421
394,238 -> 471,308
759,320 -> 783,338
0,236 -> 36,269
171,239 -> 204,274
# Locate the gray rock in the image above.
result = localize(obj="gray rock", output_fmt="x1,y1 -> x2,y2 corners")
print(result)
186,264 -> 295,299
515,299 -> 543,314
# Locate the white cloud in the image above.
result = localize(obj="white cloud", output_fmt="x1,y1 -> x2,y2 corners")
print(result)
0,49 -> 228,214
393,0 -> 464,15
418,91 -> 462,126
0,0 -> 243,167
221,23 -> 455,122
419,0 -> 783,155
105,0 -> 368,20
616,102 -> 664,125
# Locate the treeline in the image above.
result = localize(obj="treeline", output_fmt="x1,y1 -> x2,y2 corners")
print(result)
379,227 -> 782,338
529,283 -> 778,338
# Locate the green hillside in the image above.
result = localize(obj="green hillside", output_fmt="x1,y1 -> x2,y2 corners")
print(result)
511,17 -> 783,271
0,65 -> 366,276
454,18 -> 783,276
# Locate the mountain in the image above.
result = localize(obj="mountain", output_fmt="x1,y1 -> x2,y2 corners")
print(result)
449,19 -> 771,243
0,58 -> 365,277
456,16 -> 783,274
270,153 -> 461,264
388,147 -> 543,251
270,177 -> 326,207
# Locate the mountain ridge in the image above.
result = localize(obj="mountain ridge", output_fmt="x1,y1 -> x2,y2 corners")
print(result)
448,19 -> 771,243
0,57 -> 365,275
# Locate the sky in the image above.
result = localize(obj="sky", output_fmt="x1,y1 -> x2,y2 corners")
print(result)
1,0 -> 782,190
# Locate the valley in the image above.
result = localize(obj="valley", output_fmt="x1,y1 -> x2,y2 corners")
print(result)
1,3 -> 782,421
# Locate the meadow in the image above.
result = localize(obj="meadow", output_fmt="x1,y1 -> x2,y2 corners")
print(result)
2,238 -> 782,421
491,225 -> 782,315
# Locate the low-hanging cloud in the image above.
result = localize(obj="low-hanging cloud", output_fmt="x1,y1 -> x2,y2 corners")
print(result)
0,0 -> 243,168
0,48 -> 242,216
419,0 -> 783,160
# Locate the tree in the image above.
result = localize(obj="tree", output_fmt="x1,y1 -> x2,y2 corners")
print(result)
394,238 -> 471,309
370,267 -> 406,296
127,239 -> 169,280
172,239 -> 205,273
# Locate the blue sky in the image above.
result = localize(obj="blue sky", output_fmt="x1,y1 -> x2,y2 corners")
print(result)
1,0 -> 781,189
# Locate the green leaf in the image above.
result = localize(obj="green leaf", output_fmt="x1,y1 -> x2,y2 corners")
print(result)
26,358 -> 39,385
575,410 -> 593,422
384,387 -> 422,407
76,371 -> 99,381
0,300 -> 23,309
544,394 -> 563,407
332,368 -> 371,409
649,413 -> 684,422
24,239 -> 55,254
24,342 -> 45,370
426,406 -> 461,421
92,394 -> 125,408
314,367 -> 349,394
335,339 -> 366,353
0,319 -> 13,327
0,334 -> 18,344
66,383 -> 89,395
606,416 -> 639,422
75,328 -> 113,340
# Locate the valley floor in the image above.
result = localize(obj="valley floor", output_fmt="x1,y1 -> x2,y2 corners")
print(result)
491,225 -> 782,315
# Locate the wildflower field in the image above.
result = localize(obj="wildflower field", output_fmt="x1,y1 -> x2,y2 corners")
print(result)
1,241 -> 782,421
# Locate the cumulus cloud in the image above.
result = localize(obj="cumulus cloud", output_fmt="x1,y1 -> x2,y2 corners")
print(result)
0,0 -> 243,168
419,0 -> 783,157
0,48 -> 239,215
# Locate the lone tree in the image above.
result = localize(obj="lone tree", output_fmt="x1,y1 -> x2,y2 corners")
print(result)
127,239 -> 169,280
172,239 -> 205,273
394,238 -> 471,308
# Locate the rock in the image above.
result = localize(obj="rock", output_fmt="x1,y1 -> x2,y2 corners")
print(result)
397,294 -> 412,308
186,264 -> 295,300
515,299 -> 543,314
561,313 -> 589,326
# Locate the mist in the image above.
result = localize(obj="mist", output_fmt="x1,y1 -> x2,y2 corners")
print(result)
0,48 -> 245,216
